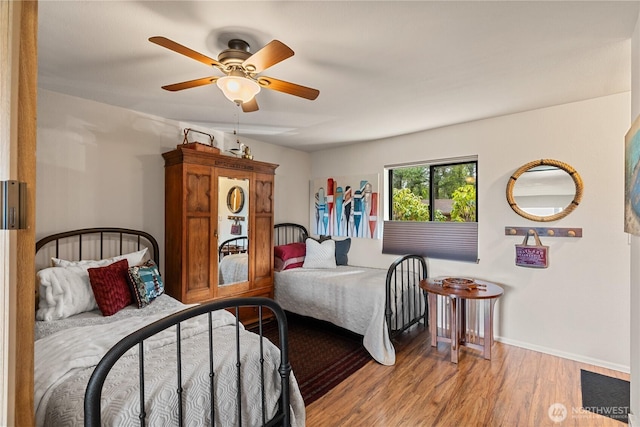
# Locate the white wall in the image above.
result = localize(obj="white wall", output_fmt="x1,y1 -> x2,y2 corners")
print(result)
36,89 -> 311,270
311,93 -> 631,370
36,88 -> 631,370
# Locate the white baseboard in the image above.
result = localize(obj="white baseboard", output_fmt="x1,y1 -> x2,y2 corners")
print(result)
495,336 -> 630,373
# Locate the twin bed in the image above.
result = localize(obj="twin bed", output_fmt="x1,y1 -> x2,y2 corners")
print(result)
34,228 -> 303,426
34,224 -> 427,425
272,223 -> 428,366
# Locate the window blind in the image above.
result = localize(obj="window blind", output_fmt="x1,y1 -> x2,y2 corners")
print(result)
382,221 -> 478,263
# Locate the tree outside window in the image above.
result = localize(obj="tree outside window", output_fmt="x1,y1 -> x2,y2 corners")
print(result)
389,161 -> 477,222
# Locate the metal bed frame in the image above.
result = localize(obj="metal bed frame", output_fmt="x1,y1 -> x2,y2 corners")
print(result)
384,254 -> 428,339
84,297 -> 291,427
273,223 -> 428,340
35,228 -> 293,427
218,236 -> 249,261
36,227 -> 160,266
273,223 -> 309,248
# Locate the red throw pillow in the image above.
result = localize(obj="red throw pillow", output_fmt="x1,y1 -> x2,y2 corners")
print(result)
88,259 -> 132,316
274,242 -> 306,271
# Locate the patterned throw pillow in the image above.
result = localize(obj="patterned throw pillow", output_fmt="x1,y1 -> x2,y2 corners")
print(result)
127,260 -> 164,308
88,259 -> 133,316
314,236 -> 351,265
302,238 -> 337,269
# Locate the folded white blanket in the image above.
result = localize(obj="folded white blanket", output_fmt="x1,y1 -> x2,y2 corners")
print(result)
219,253 -> 249,284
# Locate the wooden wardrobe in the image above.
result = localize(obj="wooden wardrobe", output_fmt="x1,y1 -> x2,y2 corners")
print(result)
162,146 -> 277,321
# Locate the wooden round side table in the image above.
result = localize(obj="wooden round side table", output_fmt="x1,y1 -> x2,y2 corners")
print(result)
420,277 -> 504,363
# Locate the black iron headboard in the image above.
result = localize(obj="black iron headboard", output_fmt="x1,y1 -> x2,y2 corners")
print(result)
35,227 -> 160,267
218,236 -> 249,261
274,223 -> 308,246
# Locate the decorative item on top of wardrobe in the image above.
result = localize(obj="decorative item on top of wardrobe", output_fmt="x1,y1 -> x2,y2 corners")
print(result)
227,105 -> 253,160
180,128 -> 218,153
229,134 -> 253,160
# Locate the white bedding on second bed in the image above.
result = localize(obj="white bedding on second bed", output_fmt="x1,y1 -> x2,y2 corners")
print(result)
275,265 -> 417,366
34,295 -> 305,426
219,253 -> 249,285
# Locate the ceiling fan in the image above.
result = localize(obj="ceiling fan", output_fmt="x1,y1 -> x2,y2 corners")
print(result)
149,36 -> 320,112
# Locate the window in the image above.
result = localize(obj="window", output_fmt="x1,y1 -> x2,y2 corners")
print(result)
383,157 -> 479,262
389,161 -> 477,222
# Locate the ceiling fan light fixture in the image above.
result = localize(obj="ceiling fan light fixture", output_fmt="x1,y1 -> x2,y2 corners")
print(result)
151,36 -> 319,112
216,73 -> 261,104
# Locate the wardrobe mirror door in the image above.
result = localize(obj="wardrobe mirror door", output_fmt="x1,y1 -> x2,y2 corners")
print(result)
218,176 -> 249,286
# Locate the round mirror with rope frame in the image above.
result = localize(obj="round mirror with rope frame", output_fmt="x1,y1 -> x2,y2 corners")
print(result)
506,159 -> 584,222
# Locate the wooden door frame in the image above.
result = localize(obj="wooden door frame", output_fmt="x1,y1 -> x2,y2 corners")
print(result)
1,0 -> 37,425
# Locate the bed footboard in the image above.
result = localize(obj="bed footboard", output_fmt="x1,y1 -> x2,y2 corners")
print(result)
385,255 -> 428,339
84,297 -> 291,427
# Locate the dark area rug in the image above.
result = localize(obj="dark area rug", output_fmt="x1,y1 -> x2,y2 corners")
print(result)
250,312 -> 372,405
581,369 -> 630,423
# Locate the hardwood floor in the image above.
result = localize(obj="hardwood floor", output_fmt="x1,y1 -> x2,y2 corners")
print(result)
305,325 -> 629,426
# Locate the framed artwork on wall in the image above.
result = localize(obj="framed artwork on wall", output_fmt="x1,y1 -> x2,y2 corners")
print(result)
310,174 -> 380,239
625,114 -> 640,235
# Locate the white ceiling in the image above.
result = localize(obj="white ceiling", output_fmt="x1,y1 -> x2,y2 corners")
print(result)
38,1 -> 639,152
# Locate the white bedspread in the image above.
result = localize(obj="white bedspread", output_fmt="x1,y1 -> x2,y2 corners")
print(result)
35,298 -> 305,426
219,253 -> 249,284
275,265 -> 414,366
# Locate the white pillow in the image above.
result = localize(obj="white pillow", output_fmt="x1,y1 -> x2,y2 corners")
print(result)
51,248 -> 149,268
51,257 -> 112,269
302,238 -> 337,269
36,266 -> 98,321
111,248 -> 149,266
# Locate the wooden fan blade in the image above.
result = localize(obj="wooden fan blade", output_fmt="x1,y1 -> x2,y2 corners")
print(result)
242,97 -> 259,113
257,76 -> 320,100
242,40 -> 294,73
162,76 -> 219,92
149,36 -> 222,68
